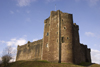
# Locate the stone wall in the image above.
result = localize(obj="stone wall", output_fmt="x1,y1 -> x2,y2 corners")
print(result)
73,23 -> 91,64
60,11 -> 74,63
16,39 -> 43,61
73,23 -> 85,64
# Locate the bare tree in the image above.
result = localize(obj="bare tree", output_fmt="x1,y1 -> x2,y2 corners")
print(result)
3,46 -> 13,56
1,46 -> 16,67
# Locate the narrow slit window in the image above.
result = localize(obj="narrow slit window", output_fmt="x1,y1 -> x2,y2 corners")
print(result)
46,43 -> 48,48
47,32 -> 49,36
62,37 -> 64,43
57,32 -> 58,34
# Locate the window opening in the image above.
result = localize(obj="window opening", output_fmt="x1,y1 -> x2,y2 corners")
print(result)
64,27 -> 66,29
62,37 -> 64,43
47,32 -> 49,36
57,32 -> 58,34
46,43 -> 48,48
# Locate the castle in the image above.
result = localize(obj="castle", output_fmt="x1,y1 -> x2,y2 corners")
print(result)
16,10 -> 91,64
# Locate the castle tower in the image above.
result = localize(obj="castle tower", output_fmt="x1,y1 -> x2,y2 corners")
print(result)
16,10 -> 91,64
42,10 -> 74,63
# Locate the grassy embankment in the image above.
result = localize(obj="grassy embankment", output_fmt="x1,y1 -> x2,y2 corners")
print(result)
0,60 -> 100,67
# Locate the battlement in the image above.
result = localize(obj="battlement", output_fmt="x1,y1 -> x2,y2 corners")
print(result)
17,39 -> 42,50
16,39 -> 43,61
44,17 -> 50,23
50,10 -> 58,17
88,48 -> 91,52
80,43 -> 88,49
50,10 -> 73,20
73,23 -> 79,30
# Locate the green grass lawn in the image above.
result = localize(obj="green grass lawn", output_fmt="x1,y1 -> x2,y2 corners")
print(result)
0,61 -> 100,67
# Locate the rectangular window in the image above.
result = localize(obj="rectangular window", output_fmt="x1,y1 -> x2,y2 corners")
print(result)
57,32 -> 58,34
67,37 -> 69,39
46,43 -> 48,48
47,32 -> 49,36
62,37 -> 64,43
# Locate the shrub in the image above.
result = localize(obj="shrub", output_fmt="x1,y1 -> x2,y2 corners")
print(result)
2,54 -> 12,67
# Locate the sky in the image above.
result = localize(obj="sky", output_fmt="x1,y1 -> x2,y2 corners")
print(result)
0,0 -> 100,64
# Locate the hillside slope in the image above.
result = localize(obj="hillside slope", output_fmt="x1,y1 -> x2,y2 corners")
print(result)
0,61 -> 100,67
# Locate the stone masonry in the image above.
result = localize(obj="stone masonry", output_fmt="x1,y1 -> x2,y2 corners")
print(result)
16,10 -> 91,64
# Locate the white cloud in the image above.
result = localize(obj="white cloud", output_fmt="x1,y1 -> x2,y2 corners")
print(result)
6,38 -> 27,46
0,35 -> 27,46
85,32 -> 95,37
16,38 -> 27,46
16,0 -> 36,7
10,11 -> 14,14
33,39 -> 38,42
10,55 -> 16,62
91,49 -> 100,64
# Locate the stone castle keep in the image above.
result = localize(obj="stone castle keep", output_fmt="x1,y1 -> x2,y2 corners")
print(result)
16,10 -> 91,64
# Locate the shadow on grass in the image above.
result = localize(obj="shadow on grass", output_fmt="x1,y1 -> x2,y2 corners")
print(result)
78,62 -> 95,66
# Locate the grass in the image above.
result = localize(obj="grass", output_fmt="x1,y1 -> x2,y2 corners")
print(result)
0,61 -> 100,67
78,62 -> 92,66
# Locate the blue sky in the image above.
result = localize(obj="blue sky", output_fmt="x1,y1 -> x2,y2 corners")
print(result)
0,0 -> 100,64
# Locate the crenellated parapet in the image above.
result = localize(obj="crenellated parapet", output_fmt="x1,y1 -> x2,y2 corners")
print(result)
73,23 -> 79,30
79,43 -> 91,63
16,39 -> 43,61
